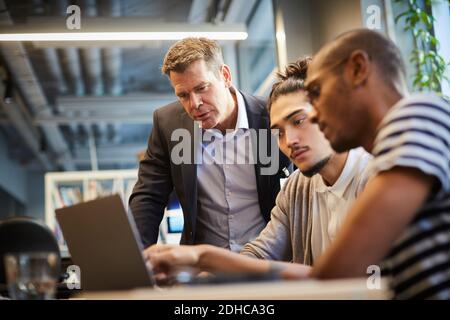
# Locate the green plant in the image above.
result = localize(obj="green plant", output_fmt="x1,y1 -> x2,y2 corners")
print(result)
395,0 -> 449,96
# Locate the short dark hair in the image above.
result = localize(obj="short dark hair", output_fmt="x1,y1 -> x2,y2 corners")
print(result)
320,29 -> 406,91
267,57 -> 311,112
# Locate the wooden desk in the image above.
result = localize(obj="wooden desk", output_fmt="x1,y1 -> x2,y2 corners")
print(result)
80,278 -> 391,300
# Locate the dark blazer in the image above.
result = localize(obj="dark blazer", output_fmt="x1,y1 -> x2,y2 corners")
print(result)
129,91 -> 290,248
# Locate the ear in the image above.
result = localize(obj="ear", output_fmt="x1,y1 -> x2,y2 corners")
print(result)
220,64 -> 232,87
345,50 -> 371,88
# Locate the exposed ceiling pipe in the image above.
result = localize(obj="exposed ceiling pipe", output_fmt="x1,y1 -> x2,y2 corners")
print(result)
55,0 -> 85,97
0,87 -> 54,170
213,0 -> 230,23
55,0 -> 103,152
88,129 -> 98,171
102,0 -> 122,144
1,43 -> 76,171
35,113 -> 155,124
80,0 -> 110,150
56,0 -> 88,149
73,143 -> 144,165
80,47 -> 103,96
102,47 -> 121,96
42,48 -> 68,94
60,47 -> 85,96
188,0 -> 213,23
57,94 -> 174,113
81,0 -> 103,96
102,0 -> 122,96
34,0 -> 68,95
0,0 -> 75,171
53,0 -> 84,151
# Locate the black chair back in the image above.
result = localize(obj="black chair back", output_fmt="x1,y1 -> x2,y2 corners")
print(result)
0,217 -> 61,284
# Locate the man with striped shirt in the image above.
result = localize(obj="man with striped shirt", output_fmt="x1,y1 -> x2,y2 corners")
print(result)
305,28 -> 450,299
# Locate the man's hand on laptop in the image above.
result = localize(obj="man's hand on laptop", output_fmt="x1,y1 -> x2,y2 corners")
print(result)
143,244 -> 313,286
272,261 -> 312,280
143,244 -> 204,285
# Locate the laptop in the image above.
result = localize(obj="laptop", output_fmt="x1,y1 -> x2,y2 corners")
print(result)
56,194 -> 155,291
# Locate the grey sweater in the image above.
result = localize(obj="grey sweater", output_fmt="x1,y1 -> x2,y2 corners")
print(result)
240,149 -> 371,265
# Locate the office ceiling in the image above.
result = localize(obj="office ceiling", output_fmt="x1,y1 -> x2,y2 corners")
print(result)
0,0 -> 258,171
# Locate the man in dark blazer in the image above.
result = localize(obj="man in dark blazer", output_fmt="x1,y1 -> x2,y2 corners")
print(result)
129,38 -> 290,250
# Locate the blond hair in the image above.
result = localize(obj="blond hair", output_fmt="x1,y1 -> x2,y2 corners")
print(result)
161,37 -> 224,77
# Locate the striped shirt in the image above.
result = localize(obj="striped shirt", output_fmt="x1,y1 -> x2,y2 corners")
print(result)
367,93 -> 450,299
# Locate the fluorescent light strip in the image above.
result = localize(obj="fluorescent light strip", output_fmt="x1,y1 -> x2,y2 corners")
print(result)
0,32 -> 248,41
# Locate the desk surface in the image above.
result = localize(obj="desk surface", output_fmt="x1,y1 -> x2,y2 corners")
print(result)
80,278 -> 391,300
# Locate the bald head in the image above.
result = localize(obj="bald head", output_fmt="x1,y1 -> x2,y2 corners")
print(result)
305,29 -> 408,153
311,28 -> 407,93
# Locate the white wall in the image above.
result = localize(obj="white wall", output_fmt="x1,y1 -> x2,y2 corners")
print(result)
310,0 -> 363,52
273,0 -> 363,65
273,0 -> 314,61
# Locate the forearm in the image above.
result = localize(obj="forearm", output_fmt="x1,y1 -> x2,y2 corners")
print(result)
198,246 -> 312,279
197,245 -> 271,274
241,193 -> 293,261
240,223 -> 292,262
311,168 -> 434,279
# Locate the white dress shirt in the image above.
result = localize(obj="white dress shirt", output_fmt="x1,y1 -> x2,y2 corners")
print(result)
310,147 -> 373,261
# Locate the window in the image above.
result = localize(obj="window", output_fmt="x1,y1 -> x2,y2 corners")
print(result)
236,0 -> 277,95
431,1 -> 450,96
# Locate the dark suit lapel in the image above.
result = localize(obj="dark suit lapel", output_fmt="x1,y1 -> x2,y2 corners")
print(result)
241,91 -> 267,139
241,92 -> 272,221
179,111 -> 198,236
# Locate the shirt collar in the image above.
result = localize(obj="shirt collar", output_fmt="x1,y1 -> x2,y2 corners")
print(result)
230,86 -> 249,130
315,148 -> 361,197
204,86 -> 249,140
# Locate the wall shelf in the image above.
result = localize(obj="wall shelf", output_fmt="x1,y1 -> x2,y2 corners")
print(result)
45,169 -> 138,256
45,169 -> 183,257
